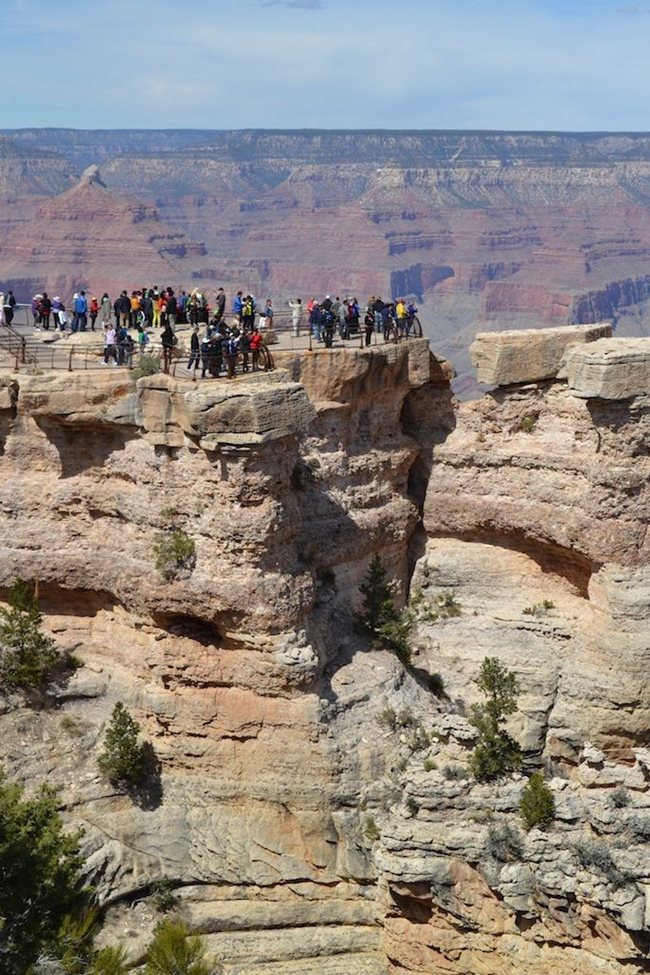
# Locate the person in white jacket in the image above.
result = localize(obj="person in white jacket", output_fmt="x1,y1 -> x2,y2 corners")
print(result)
288,298 -> 303,337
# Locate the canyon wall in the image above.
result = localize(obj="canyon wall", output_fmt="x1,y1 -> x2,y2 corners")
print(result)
0,332 -> 648,973
5,130 -> 650,392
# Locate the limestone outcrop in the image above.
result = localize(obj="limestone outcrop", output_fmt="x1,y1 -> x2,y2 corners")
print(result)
470,322 -> 611,386
562,336 -> 650,399
0,333 -> 648,975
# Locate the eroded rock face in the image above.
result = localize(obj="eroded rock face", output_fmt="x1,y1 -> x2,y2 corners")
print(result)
0,334 -> 648,975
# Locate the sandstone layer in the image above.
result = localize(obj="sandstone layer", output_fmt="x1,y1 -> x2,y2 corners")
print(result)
0,332 -> 647,974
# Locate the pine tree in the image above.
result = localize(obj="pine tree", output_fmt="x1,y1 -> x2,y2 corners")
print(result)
97,703 -> 146,787
468,657 -> 522,781
0,580 -> 60,690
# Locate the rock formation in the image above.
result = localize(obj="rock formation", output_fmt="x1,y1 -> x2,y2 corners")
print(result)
0,331 -> 647,974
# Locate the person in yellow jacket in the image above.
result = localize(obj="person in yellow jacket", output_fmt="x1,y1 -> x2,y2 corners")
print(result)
395,298 -> 407,336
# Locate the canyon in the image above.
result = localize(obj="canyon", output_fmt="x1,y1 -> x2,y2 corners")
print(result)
4,130 -> 650,391
0,326 -> 647,974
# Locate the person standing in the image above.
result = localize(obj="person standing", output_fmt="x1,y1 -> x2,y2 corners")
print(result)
39,292 -> 52,331
89,297 -> 99,331
161,320 -> 175,373
187,325 -> 201,372
289,297 -> 302,337
100,293 -> 112,327
214,287 -> 226,324
103,324 -> 117,365
166,288 -> 177,330
3,290 -> 16,326
74,291 -> 88,332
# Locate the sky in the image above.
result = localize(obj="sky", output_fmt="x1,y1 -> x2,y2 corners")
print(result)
2,0 -> 650,131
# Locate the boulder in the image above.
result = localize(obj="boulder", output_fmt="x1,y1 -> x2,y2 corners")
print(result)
561,337 -> 650,399
470,323 -> 611,386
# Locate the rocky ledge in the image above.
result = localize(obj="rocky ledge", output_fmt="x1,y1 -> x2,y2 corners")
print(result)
0,333 -> 647,974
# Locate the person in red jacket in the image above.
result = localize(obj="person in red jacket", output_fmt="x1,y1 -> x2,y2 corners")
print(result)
249,327 -> 263,371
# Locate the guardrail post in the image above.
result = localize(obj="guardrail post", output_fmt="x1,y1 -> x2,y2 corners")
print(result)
21,338 -> 26,364
68,346 -> 73,372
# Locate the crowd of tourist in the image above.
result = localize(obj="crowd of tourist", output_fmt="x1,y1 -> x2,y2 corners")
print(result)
0,284 -> 419,377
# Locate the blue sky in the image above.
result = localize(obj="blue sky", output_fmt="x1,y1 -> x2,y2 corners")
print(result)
2,0 -> 650,130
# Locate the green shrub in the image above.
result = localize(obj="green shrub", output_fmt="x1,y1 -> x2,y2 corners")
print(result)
518,413 -> 538,433
133,353 -> 160,379
423,758 -> 438,771
363,815 -> 380,843
427,672 -> 447,698
523,600 -> 554,617
0,580 -> 61,691
519,773 -> 555,830
574,838 -> 629,888
145,918 -> 216,975
98,702 -> 147,787
468,657 -> 522,782
154,530 -> 196,581
442,764 -> 469,781
0,768 -> 86,974
152,877 -> 180,914
609,785 -> 631,809
89,946 -> 129,975
435,591 -> 461,618
486,822 -> 524,862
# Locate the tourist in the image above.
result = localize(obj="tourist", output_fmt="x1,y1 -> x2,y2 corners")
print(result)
239,328 -> 251,372
263,298 -> 273,329
100,293 -> 112,327
114,291 -> 130,331
242,294 -> 255,331
225,329 -> 239,379
177,290 -> 188,324
166,288 -> 177,329
250,327 -> 263,371
74,291 -> 88,332
89,296 -> 99,331
39,292 -> 52,331
3,290 -> 16,326
364,308 -> 374,346
214,287 -> 226,324
103,324 -> 117,365
51,296 -> 65,331
31,294 -> 42,328
232,290 -> 244,322
187,325 -> 200,372
289,297 -> 303,337
161,320 -> 175,373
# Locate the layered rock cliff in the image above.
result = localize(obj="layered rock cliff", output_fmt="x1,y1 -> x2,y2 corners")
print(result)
0,331 -> 648,974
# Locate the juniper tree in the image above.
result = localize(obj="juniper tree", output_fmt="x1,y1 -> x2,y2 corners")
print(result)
0,769 -> 85,974
98,702 -> 146,787
358,555 -> 413,665
468,657 -> 522,781
0,580 -> 60,691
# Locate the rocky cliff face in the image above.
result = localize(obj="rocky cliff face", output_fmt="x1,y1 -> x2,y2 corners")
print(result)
0,332 -> 648,974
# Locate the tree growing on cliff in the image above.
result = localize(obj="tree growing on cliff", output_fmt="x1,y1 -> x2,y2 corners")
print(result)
468,657 -> 522,782
519,772 -> 555,830
0,768 -> 86,973
358,555 -> 413,665
98,702 -> 147,787
0,580 -> 61,692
